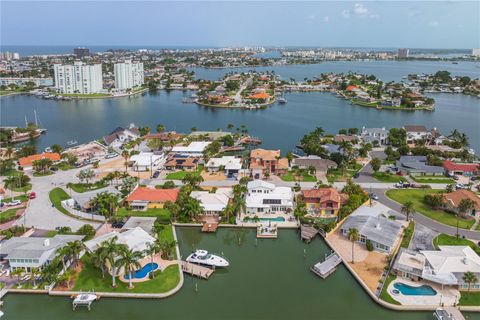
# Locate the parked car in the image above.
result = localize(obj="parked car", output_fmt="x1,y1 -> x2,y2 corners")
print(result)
152,171 -> 161,178
29,192 -> 36,200
6,200 -> 22,207
105,152 -> 118,159
111,221 -> 125,229
455,183 -> 470,190
369,193 -> 379,200
452,175 -> 459,180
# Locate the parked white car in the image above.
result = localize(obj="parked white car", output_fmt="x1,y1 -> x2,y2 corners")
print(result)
6,200 -> 22,207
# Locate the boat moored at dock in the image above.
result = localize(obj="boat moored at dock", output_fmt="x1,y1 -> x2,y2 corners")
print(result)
186,250 -> 229,268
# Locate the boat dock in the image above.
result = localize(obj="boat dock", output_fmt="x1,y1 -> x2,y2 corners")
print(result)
180,261 -> 214,279
201,222 -> 218,233
434,307 -> 466,320
300,225 -> 318,242
311,251 -> 342,279
257,224 -> 278,239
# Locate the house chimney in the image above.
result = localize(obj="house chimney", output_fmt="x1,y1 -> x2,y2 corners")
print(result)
376,222 -> 381,230
43,238 -> 50,247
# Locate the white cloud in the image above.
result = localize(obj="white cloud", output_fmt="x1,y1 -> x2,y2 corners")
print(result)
342,3 -> 379,19
341,9 -> 351,19
428,21 -> 440,27
324,16 -> 330,22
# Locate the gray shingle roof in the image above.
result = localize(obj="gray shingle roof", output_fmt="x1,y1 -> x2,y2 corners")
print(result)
341,215 -> 402,248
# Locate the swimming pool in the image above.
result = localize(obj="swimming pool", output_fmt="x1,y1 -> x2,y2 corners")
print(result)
259,217 -> 286,222
125,263 -> 159,279
393,282 -> 437,296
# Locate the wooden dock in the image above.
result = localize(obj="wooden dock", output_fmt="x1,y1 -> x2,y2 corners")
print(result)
311,251 -> 342,279
201,222 -> 218,233
180,261 -> 214,279
300,225 -> 318,242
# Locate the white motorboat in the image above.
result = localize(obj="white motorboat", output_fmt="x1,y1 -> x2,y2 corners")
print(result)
73,293 -> 98,305
186,250 -> 229,268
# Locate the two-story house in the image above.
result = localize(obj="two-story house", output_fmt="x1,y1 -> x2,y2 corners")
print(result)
249,149 -> 288,179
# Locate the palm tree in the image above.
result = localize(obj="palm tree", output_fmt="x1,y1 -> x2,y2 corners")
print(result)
348,228 -> 360,264
181,172 -> 204,188
117,247 -> 143,289
156,124 -> 165,133
122,150 -> 130,172
56,246 -> 71,272
457,199 -> 475,238
183,197 -> 204,221
58,269 -> 75,289
99,237 -> 125,287
66,240 -> 85,268
11,268 -> 23,284
90,247 -> 108,278
157,239 -> 177,260
401,201 -> 415,221
30,267 -> 41,288
462,271 -> 478,292
5,146 -> 14,159
144,243 -> 160,278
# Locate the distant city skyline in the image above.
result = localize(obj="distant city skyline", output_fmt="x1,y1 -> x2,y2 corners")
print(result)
1,1 -> 479,49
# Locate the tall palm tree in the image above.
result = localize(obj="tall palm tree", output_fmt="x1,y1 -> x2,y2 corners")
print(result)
157,239 -> 177,260
144,243 -> 160,278
401,201 -> 415,221
183,197 -> 204,221
56,246 -> 71,272
117,247 -> 143,289
122,150 -> 130,172
30,267 -> 41,288
66,240 -> 85,268
348,228 -> 360,264
90,246 -> 108,278
99,236 -> 126,287
462,271 -> 478,292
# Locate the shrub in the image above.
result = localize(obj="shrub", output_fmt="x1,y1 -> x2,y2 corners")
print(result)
77,224 -> 96,240
366,239 -> 374,251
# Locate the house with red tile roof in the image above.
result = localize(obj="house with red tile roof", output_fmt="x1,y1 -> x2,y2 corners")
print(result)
248,92 -> 271,101
301,188 -> 347,217
249,148 -> 288,179
443,160 -> 479,177
18,152 -> 61,170
126,187 -> 179,211
442,189 -> 480,218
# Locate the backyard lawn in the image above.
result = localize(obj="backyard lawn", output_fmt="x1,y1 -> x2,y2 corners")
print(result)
386,189 -> 475,230
72,256 -> 180,294
433,234 -> 480,255
49,187 -> 71,216
281,171 -> 316,182
117,207 -> 171,223
379,274 -> 400,305
372,172 -> 407,183
166,165 -> 203,180
460,292 -> 480,306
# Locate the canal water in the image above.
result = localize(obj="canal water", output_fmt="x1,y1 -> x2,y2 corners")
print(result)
6,228 -> 476,320
1,90 -> 479,153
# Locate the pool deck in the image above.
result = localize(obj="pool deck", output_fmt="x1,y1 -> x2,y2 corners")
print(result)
119,254 -> 178,283
387,278 -> 458,306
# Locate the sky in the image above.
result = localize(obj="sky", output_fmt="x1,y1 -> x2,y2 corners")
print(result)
1,1 -> 479,49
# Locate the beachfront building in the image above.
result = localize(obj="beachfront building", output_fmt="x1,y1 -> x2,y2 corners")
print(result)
205,156 -> 242,178
126,186 -> 179,211
301,188 -> 345,217
339,202 -> 404,253
442,189 -> 480,218
53,61 -> 103,94
396,156 -> 444,177
393,246 -> 480,291
114,60 -> 144,90
18,152 -> 61,171
0,235 -> 84,271
249,149 -> 288,179
245,180 -> 294,215
191,188 -> 232,215
171,141 -> 211,157
360,127 -> 389,145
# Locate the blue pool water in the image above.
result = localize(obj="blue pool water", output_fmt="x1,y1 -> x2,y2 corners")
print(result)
393,282 -> 437,296
259,217 -> 286,222
125,263 -> 158,279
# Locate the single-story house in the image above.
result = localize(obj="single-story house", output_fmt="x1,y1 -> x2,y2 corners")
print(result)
85,227 -> 155,254
66,186 -> 121,212
443,160 -> 479,177
0,234 -> 84,271
191,188 -> 232,215
126,186 -> 179,210
442,189 -> 480,218
129,152 -> 165,172
245,180 -> 294,215
171,141 -> 211,157
164,156 -> 199,171
122,217 -> 156,234
205,156 -> 242,177
301,188 -> 346,217
291,156 -> 337,176
18,152 -> 61,170
396,156 -> 444,177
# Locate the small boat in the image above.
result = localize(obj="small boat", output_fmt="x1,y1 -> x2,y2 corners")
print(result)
433,307 -> 454,320
277,97 -> 287,104
73,293 -> 98,304
67,140 -> 78,146
44,147 -> 53,153
186,250 -> 229,268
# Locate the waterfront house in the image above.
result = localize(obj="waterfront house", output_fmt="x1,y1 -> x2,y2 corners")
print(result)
144,131 -> 183,143
205,156 -> 242,178
164,155 -> 199,171
301,188 -> 345,217
122,217 -> 156,234
360,127 -> 389,145
171,141 -> 211,157
188,131 -> 231,141
443,160 -> 479,177
18,152 -> 61,171
249,149 -> 288,179
396,155 -> 444,177
0,234 -> 84,272
442,189 -> 480,218
393,246 -> 480,291
339,202 -> 404,253
291,156 -> 337,179
191,188 -> 232,215
380,98 -> 401,107
85,227 -> 155,254
245,180 -> 294,215
403,125 -> 432,144
126,186 -> 179,211
103,124 -> 141,149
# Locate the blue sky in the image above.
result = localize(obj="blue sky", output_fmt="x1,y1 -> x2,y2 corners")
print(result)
1,1 -> 479,48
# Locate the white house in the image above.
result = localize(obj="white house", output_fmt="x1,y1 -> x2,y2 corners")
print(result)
205,156 -> 242,177
245,180 -> 294,215
191,188 -> 232,215
103,124 -> 141,148
84,227 -> 155,254
403,125 -> 432,144
0,235 -> 84,271
360,127 -> 389,145
129,152 -> 165,172
171,141 -> 211,157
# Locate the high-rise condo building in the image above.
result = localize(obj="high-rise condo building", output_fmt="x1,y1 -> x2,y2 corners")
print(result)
53,61 -> 103,94
114,60 -> 144,90
397,48 -> 409,58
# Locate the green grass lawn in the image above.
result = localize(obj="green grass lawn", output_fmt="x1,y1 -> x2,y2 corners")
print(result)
373,172 -> 407,183
386,189 -> 475,230
33,171 -> 54,177
281,171 -> 316,182
400,221 -> 415,248
117,207 -> 171,223
0,207 -> 25,223
433,234 -> 480,255
166,165 -> 203,180
67,182 -> 108,193
1,194 -> 28,203
73,255 -> 180,294
379,274 -> 400,305
327,167 -> 359,183
57,162 -> 75,171
460,292 -> 480,306
49,187 -> 71,216
8,183 -> 32,193
410,175 -> 454,184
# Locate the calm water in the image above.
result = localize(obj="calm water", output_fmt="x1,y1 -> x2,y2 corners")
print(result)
6,228 -> 474,320
1,91 -> 479,153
